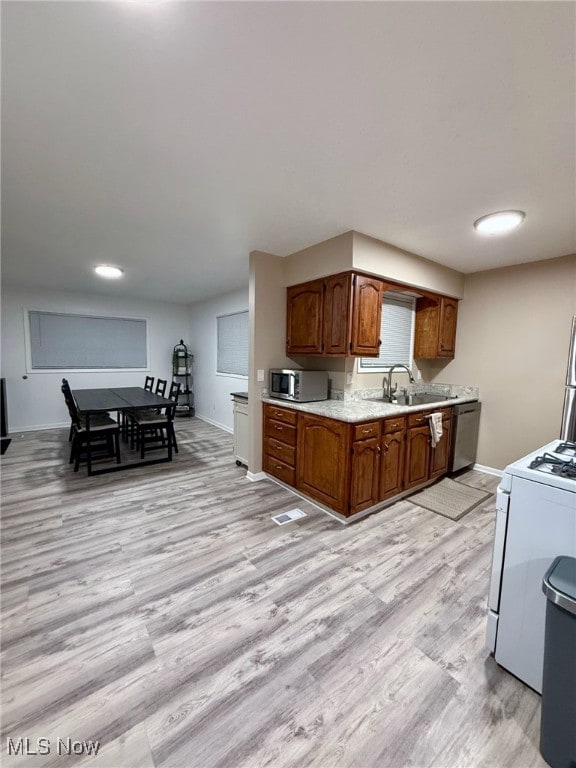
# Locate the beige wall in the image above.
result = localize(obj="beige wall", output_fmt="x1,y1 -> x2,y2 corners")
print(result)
352,231 -> 465,299
284,231 -> 353,286
428,254 -> 576,470
248,251 -> 293,473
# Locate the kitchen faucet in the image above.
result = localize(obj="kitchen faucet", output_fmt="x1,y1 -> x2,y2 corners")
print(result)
384,364 -> 415,402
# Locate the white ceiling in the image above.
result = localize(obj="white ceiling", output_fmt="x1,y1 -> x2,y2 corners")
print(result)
2,1 -> 575,304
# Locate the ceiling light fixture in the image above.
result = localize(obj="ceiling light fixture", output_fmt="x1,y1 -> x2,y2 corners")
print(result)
473,210 -> 526,236
94,265 -> 124,279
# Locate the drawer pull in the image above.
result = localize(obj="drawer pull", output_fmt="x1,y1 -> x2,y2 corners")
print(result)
362,428 -> 371,434
274,412 -> 283,417
274,425 -> 283,431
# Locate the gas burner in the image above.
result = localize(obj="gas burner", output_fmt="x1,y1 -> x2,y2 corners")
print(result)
555,441 -> 576,457
529,452 -> 576,479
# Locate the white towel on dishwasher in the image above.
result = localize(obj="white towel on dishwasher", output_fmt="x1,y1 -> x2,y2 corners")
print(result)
428,412 -> 443,448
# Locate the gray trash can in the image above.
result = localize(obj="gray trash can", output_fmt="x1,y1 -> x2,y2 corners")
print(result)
540,556 -> 576,768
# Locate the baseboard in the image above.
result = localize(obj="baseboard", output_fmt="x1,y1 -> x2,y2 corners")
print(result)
194,414 -> 233,434
473,463 -> 503,477
9,421 -> 70,433
246,471 -> 267,482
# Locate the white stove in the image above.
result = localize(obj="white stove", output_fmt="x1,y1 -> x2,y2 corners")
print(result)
486,440 -> 576,693
498,440 -> 576,492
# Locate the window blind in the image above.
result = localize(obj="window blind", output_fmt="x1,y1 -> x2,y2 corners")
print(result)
217,311 -> 248,376
359,294 -> 414,370
28,311 -> 148,369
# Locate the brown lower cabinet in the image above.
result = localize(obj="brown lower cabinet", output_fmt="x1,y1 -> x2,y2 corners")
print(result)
296,413 -> 350,514
405,408 -> 452,489
263,403 -> 454,517
380,418 -> 406,500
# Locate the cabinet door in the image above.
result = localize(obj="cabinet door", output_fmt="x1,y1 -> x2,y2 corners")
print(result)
286,279 -> 324,355
438,298 -> 458,357
379,429 -> 405,500
350,437 -> 380,514
323,273 -> 352,356
414,294 -> 458,359
350,274 -> 383,356
233,400 -> 249,465
413,296 -> 439,359
430,418 -> 452,478
404,426 -> 431,489
296,414 -> 349,514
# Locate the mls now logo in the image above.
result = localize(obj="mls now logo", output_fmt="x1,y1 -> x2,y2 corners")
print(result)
7,737 -> 101,757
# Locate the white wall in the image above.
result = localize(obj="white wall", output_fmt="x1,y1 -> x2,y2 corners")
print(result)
1,286 -> 191,431
188,287 -> 249,433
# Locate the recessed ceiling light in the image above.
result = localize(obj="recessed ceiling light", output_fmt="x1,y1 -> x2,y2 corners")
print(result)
473,210 -> 526,236
94,265 -> 124,279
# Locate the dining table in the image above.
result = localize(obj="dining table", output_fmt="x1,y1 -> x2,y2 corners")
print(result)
72,386 -> 175,476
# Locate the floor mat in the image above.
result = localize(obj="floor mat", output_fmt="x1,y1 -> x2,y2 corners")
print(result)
407,477 -> 492,520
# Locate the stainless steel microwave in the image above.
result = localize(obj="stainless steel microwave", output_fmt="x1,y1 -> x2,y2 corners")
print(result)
269,369 -> 328,403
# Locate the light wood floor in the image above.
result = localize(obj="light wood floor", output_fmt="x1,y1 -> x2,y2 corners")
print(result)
1,419 -> 545,768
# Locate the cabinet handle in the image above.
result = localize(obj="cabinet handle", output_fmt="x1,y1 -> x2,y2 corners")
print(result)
377,445 -> 381,454
275,464 -> 283,470
274,412 -> 283,417
362,428 -> 371,434
274,425 -> 283,431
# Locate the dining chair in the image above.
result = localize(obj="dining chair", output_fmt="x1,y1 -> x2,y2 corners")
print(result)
155,378 -> 167,397
61,383 -> 121,472
122,376 -> 154,439
131,381 -> 180,458
62,378 -> 115,440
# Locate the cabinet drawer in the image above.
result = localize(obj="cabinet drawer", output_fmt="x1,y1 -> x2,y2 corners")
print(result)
353,421 -> 381,441
264,419 -> 297,446
263,455 -> 295,486
264,436 -> 296,468
407,408 -> 451,428
407,411 -> 431,427
383,416 -> 406,434
264,404 -> 297,425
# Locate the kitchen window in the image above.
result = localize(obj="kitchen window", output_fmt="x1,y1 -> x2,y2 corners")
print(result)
217,310 -> 248,377
357,293 -> 415,373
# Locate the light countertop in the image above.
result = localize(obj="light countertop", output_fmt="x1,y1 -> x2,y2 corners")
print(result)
261,394 -> 479,423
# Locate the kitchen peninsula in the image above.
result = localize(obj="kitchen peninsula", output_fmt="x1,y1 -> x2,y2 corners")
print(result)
262,384 -> 479,521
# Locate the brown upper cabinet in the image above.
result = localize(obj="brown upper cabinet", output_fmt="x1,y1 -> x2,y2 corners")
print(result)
285,278 -> 325,354
414,295 -> 458,359
287,272 -> 384,357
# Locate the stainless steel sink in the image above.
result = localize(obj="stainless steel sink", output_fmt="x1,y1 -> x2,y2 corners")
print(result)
367,393 -> 457,406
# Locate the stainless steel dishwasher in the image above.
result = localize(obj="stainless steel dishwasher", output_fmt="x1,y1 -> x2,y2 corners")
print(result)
449,401 -> 482,472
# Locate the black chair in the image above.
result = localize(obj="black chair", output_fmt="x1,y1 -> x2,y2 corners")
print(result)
61,383 -> 121,472
122,374 -> 154,440
62,378 -> 113,440
131,381 -> 180,458
62,378 -> 75,442
155,378 -> 167,397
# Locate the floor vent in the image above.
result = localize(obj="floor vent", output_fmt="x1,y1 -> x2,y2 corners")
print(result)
271,508 -> 307,526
